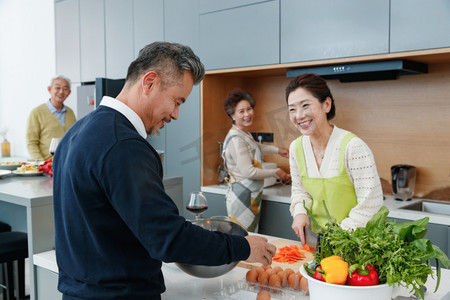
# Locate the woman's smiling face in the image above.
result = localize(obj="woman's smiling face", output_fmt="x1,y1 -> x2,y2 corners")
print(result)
231,100 -> 254,131
288,87 -> 330,136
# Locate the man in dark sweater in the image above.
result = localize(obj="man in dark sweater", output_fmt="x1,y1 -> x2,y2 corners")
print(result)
53,42 -> 276,300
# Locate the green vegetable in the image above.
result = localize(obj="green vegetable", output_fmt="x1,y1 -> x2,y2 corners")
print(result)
305,202 -> 450,300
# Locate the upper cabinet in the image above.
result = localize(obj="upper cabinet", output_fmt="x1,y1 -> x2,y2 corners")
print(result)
390,0 -> 450,52
133,0 -> 164,58
55,0 -> 81,82
80,0 -> 105,82
105,0 -> 134,79
199,0 -> 279,70
281,0 -> 390,63
198,0 -> 269,13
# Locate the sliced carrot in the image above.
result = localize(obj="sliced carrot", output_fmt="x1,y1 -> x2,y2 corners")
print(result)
302,244 -> 311,252
272,245 -> 306,264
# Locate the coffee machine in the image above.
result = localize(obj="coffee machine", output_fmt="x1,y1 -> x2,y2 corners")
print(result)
391,164 -> 416,201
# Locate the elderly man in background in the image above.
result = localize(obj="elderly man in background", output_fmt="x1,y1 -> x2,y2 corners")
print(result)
26,75 -> 76,160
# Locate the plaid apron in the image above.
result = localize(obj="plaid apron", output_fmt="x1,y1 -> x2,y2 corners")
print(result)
222,134 -> 264,232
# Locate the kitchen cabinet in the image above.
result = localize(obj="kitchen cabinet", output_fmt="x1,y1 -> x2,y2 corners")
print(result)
259,200 -> 298,241
199,0 -> 279,70
198,0 -> 269,13
133,0 -> 164,58
162,0 -> 202,208
194,192 -> 227,220
104,0 -> 134,79
387,217 -> 449,268
281,0 -> 389,63
35,267 -> 62,300
79,0 -> 106,82
390,0 -> 450,52
55,0 -> 81,83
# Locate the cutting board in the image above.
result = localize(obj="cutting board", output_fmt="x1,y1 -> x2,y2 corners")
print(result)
238,238 -> 315,273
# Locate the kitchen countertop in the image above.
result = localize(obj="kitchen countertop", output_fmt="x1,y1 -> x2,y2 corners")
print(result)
34,235 -> 450,300
201,184 -> 450,226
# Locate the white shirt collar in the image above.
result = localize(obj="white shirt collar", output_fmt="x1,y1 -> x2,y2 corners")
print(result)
99,96 -> 147,139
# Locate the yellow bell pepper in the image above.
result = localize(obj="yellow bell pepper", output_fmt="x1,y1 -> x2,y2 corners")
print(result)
320,255 -> 349,285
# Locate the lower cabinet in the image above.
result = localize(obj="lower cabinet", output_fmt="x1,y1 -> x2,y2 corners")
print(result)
202,191 -> 298,240
35,266 -> 62,300
259,200 -> 297,241
387,217 -> 449,268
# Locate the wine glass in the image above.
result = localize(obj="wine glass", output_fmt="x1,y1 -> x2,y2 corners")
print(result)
186,191 -> 208,220
49,138 -> 60,156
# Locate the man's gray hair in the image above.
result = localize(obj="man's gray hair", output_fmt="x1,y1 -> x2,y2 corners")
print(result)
126,41 -> 205,88
50,75 -> 72,89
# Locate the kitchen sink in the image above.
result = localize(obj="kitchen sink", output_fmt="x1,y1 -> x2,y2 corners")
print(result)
399,200 -> 450,216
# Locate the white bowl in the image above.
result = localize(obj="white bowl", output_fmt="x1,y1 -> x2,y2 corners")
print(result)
300,265 -> 393,300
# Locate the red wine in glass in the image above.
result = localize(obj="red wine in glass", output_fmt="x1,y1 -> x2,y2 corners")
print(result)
186,192 -> 208,220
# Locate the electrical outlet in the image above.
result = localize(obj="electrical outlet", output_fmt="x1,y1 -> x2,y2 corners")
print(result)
251,132 -> 273,143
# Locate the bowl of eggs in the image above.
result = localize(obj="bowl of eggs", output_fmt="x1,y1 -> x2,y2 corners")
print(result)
175,218 -> 248,278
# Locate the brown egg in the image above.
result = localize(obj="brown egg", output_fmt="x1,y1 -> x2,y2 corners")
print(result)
246,269 -> 258,283
288,273 -> 300,290
272,266 -> 283,273
255,266 -> 265,276
257,271 -> 270,285
278,271 -> 288,287
284,267 -> 294,277
256,289 -> 271,300
268,274 -> 281,288
268,268 -> 278,276
300,276 -> 309,295
262,265 -> 271,270
296,271 -> 303,280
265,267 -> 273,275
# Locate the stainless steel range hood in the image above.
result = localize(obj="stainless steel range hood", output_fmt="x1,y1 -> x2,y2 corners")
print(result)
286,59 -> 428,82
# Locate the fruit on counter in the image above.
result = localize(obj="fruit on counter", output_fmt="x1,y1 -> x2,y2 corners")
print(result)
256,289 -> 271,300
320,255 -> 349,285
347,264 -> 379,286
272,245 -> 306,264
38,158 -> 53,176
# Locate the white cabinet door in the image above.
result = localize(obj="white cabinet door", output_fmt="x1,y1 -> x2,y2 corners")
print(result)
105,0 -> 134,79
55,0 -> 81,83
80,0 -> 105,82
133,0 -> 164,58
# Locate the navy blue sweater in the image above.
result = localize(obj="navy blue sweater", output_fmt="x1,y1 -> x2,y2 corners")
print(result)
53,106 -> 250,299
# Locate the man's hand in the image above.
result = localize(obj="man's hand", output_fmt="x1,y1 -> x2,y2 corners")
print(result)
244,236 -> 276,266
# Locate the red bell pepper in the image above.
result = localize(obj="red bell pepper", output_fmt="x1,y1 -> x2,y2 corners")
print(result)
313,265 -> 326,282
347,264 -> 379,286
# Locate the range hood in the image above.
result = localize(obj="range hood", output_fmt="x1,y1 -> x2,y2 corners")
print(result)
286,59 -> 428,82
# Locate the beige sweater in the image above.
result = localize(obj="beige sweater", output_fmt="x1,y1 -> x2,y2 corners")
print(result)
223,126 -> 280,181
26,103 -> 76,160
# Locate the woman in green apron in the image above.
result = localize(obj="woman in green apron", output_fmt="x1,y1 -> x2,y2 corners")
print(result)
286,74 -> 383,245
222,88 -> 290,232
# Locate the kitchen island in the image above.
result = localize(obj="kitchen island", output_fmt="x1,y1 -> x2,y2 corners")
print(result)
0,173 -> 183,300
34,237 -> 450,299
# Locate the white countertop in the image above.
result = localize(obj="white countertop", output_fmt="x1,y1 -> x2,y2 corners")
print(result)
201,184 -> 450,226
34,239 -> 450,300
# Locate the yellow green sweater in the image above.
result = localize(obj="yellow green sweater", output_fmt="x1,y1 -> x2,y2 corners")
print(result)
26,104 -> 76,160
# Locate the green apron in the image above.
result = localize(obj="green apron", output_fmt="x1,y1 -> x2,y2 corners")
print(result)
295,133 -> 358,232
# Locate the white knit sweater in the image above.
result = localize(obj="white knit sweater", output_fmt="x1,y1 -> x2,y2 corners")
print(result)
289,126 -> 383,230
